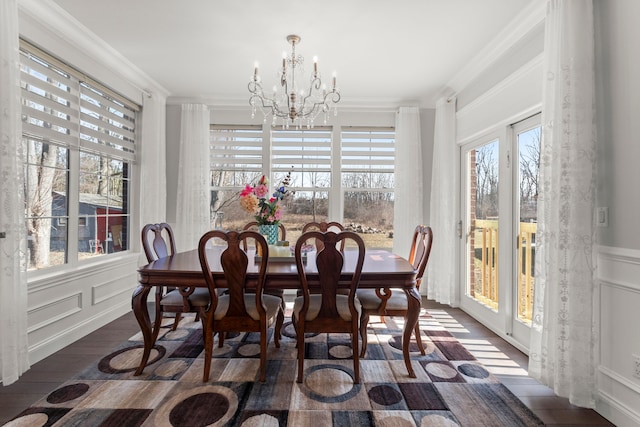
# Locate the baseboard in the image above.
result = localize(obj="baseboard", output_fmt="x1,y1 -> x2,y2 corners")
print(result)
597,390 -> 640,427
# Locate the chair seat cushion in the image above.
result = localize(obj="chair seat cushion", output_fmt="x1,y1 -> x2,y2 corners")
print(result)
292,294 -> 361,322
356,288 -> 408,311
214,294 -> 282,322
161,288 -> 210,307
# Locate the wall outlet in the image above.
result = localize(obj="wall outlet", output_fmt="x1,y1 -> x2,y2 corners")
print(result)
633,354 -> 640,379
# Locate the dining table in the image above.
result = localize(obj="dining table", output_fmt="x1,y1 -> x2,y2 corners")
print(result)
133,246 -> 420,378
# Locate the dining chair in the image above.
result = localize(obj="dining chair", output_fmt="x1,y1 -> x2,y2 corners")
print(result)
356,225 -> 433,358
141,223 -> 210,338
242,221 -> 287,310
301,221 -> 345,252
292,230 -> 366,384
198,229 -> 284,382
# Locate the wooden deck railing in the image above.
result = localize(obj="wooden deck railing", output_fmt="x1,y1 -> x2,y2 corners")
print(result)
471,219 -> 536,323
517,222 -> 536,324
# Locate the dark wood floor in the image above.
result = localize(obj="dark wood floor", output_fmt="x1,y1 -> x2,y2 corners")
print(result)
0,298 -> 615,426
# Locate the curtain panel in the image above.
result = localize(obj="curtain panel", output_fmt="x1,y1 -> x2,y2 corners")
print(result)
426,97 -> 459,306
175,104 -> 211,251
529,0 -> 598,408
0,0 -> 30,385
393,107 -> 424,259
139,93 -> 168,230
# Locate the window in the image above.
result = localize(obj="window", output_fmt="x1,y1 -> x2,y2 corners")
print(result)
210,125 -> 394,248
209,126 -> 264,230
271,128 -> 333,226
20,41 -> 138,270
341,127 -> 395,248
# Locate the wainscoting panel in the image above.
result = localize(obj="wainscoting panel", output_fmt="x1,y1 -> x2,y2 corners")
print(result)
26,253 -> 141,365
597,245 -> 640,427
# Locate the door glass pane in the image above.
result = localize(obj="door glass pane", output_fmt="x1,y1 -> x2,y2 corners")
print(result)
467,139 -> 499,310
516,126 -> 541,324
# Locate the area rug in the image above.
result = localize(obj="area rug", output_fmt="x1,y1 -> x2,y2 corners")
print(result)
5,309 -> 544,427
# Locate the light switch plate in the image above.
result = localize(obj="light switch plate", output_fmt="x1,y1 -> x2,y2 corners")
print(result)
597,207 -> 608,227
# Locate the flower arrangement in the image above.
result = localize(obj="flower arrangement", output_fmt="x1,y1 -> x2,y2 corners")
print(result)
240,171 -> 292,225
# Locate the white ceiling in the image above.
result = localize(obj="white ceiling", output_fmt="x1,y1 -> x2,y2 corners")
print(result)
49,0 -> 535,108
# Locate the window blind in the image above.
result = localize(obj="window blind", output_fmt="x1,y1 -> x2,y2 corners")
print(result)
341,127 -> 395,173
20,41 -> 138,162
271,128 -> 332,187
210,126 -> 263,187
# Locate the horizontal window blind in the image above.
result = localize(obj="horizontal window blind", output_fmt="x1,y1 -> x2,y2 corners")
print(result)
210,126 -> 264,173
272,127 -> 332,170
79,83 -> 136,161
20,41 -> 138,162
20,50 -> 79,147
341,127 -> 395,172
210,126 -> 264,189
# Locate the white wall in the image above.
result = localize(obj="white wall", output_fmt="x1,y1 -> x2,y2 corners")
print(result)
593,1 -> 640,425
594,0 -> 640,251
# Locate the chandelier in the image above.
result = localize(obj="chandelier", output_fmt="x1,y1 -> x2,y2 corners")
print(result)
248,34 -> 340,128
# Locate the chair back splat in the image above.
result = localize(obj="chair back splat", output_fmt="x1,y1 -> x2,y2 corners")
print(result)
293,230 -> 366,384
198,230 -> 284,382
301,221 -> 345,252
241,221 -> 287,308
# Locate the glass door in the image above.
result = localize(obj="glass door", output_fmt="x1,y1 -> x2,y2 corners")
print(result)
510,115 -> 541,346
464,138 -> 501,312
460,115 -> 541,351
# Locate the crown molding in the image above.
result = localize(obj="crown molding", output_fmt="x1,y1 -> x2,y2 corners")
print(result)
18,0 -> 170,99
167,94 -> 428,111
444,1 -> 546,97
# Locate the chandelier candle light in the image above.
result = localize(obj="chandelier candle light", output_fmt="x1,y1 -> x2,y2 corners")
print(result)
248,34 -> 340,129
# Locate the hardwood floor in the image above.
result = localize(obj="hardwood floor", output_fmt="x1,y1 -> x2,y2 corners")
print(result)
0,298 -> 615,426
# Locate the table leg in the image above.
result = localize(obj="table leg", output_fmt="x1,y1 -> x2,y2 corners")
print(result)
132,284 -> 152,376
403,286 -> 421,378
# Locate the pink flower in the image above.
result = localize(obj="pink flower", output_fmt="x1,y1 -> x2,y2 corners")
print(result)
254,184 -> 269,199
240,184 -> 254,197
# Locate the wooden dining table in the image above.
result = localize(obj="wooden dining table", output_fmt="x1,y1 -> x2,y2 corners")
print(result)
133,246 -> 421,378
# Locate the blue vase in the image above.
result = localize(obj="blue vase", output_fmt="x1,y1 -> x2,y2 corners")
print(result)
258,224 -> 278,245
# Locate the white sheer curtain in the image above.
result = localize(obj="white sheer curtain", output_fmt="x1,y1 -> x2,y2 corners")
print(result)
393,107 -> 423,258
529,0 -> 597,408
0,0 -> 30,385
175,104 -> 211,250
139,93 -> 167,229
426,97 -> 459,306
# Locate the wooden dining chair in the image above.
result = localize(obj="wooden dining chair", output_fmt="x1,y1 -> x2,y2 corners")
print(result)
356,225 -> 433,358
301,221 -> 345,252
242,221 -> 287,310
198,230 -> 284,382
141,223 -> 210,339
292,230 -> 366,384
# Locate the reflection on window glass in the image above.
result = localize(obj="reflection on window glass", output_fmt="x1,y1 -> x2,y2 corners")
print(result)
24,139 -> 69,270
467,139 -> 500,311
78,151 -> 129,259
